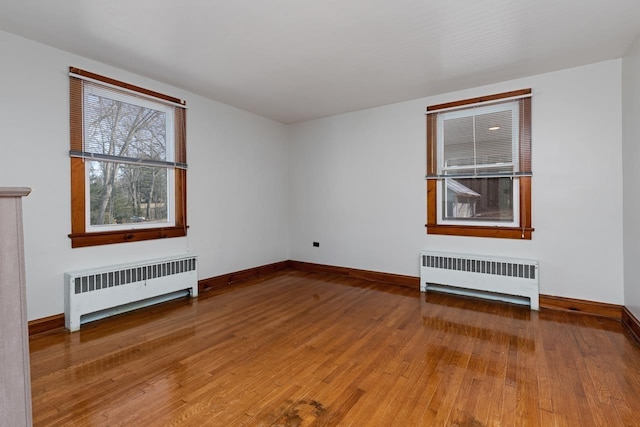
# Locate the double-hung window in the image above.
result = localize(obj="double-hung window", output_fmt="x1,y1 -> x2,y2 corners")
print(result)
426,89 -> 532,239
69,67 -> 188,247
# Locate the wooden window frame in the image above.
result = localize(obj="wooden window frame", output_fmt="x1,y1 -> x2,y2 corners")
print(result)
69,67 -> 188,248
426,89 -> 533,240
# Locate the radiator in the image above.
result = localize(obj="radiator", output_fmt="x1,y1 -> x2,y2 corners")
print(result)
420,251 -> 539,310
64,254 -> 198,332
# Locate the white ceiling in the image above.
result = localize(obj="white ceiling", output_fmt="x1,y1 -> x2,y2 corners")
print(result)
1,1 -> 640,124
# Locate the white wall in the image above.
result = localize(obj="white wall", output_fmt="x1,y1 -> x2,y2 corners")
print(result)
623,35 -> 640,319
289,60 -> 624,304
0,27 -> 628,320
0,30 -> 290,320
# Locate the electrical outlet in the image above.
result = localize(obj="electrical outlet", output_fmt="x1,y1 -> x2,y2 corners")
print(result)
313,242 -> 320,247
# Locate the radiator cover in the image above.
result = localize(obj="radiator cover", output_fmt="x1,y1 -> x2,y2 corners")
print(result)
64,254 -> 198,331
420,251 -> 539,310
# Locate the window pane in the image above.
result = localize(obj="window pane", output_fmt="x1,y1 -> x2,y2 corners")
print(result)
84,84 -> 170,162
89,161 -> 169,226
443,116 -> 474,168
441,103 -> 517,174
474,110 -> 513,165
442,177 -> 514,222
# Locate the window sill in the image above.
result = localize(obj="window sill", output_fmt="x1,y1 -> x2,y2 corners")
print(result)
69,226 -> 187,248
426,224 -> 533,240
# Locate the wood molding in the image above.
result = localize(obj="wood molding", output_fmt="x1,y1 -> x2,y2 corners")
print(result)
622,307 -> 640,345
427,88 -> 532,112
425,224 -> 534,240
29,260 -> 636,337
198,261 -> 290,293
69,226 -> 187,248
539,294 -> 622,319
69,67 -> 186,105
288,260 -> 419,289
28,314 -> 65,336
28,262 -> 290,336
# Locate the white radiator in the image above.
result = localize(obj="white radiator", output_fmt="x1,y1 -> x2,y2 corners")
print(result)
64,254 -> 198,332
420,251 -> 539,310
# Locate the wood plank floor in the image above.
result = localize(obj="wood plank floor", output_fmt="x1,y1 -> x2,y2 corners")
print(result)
30,270 -> 640,426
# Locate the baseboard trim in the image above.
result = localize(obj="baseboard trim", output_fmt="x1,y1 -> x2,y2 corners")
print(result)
288,260 -> 419,289
198,260 -> 290,293
622,307 -> 640,345
28,313 -> 65,336
28,261 -> 290,336
26,260 -> 636,337
539,294 -> 622,319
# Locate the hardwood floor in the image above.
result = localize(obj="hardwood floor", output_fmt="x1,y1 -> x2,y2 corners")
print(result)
30,270 -> 640,426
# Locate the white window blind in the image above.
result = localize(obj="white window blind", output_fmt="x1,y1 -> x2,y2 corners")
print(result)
427,97 -> 531,179
69,80 -> 187,170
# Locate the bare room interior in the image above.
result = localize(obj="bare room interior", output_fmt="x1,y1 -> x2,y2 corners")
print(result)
2,1 -> 640,426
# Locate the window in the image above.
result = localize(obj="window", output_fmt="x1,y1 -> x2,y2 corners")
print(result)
69,67 -> 188,247
426,89 -> 532,239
